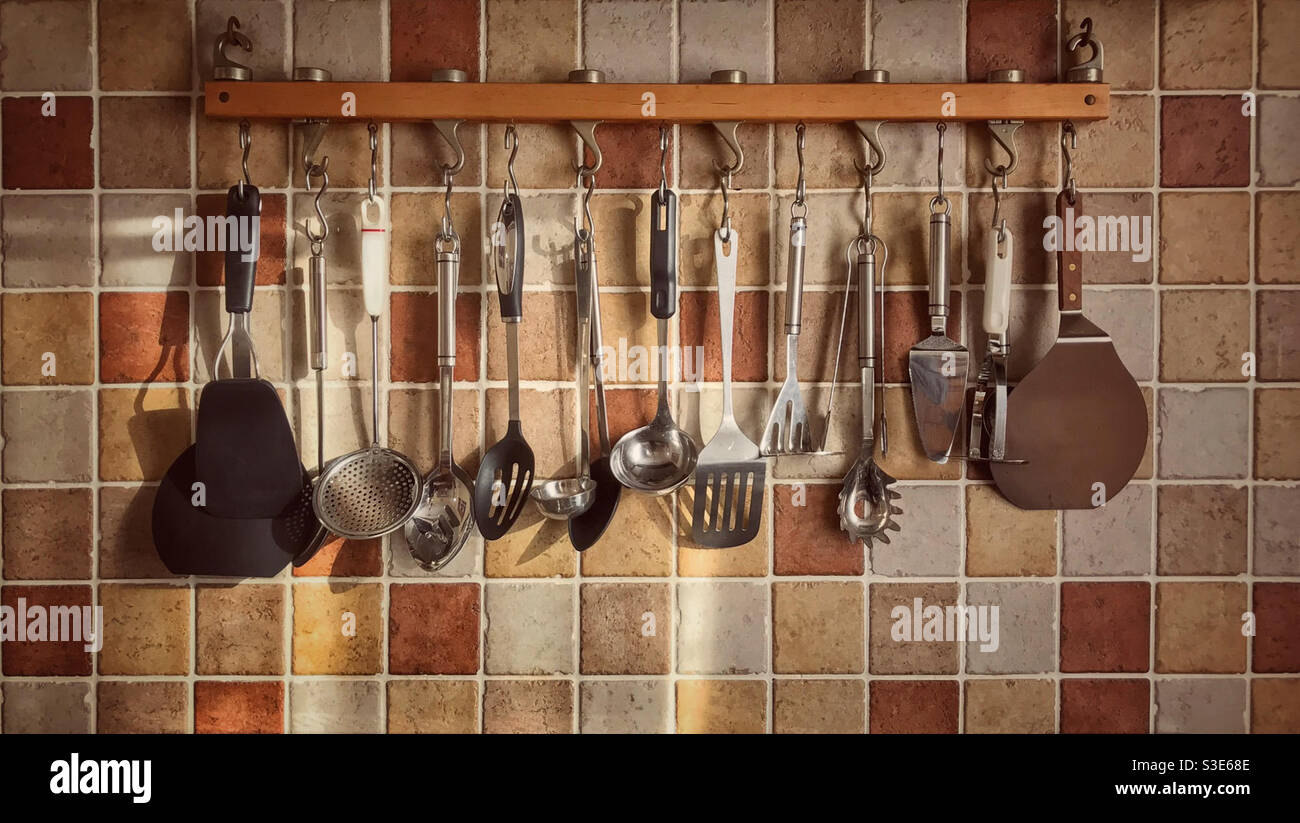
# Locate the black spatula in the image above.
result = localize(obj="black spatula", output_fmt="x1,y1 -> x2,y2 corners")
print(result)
195,185 -> 305,518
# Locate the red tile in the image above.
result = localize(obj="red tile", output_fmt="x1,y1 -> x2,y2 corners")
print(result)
678,290 -> 769,382
389,583 -> 481,675
390,291 -> 480,383
883,291 -> 961,384
586,123 -> 673,190
194,681 -> 283,733
967,0 -> 1058,83
1,97 -> 94,189
869,680 -> 959,733
1253,583 -> 1300,673
292,536 -> 382,578
390,0 -> 481,82
1061,679 -> 1149,733
1,585 -> 94,675
1161,96 -> 1251,187
588,387 -> 655,453
195,193 -> 287,287
99,292 -> 190,383
1060,582 -> 1151,673
773,484 -> 863,575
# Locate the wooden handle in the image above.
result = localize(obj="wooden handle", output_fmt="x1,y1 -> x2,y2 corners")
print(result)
1057,190 -> 1082,312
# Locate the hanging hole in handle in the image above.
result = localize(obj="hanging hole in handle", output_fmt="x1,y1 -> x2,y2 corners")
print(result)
1084,94 -> 1096,105
219,92 -> 230,102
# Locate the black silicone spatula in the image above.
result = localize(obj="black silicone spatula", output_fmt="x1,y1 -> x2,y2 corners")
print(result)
194,185 -> 306,518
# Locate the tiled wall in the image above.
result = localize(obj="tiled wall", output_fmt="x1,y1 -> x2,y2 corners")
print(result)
0,0 -> 1297,734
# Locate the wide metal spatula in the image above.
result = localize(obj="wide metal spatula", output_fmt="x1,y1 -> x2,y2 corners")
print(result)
692,229 -> 765,548
990,191 -> 1146,509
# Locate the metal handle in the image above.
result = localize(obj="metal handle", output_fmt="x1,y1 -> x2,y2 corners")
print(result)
309,253 -> 326,371
714,229 -> 739,422
928,209 -> 951,329
858,247 -> 876,365
589,249 -> 611,454
437,247 -> 458,366
784,215 -> 806,333
576,315 -> 591,479
650,188 -> 678,320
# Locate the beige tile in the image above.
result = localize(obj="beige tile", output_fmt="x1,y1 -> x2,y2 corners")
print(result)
964,679 -> 1055,733
390,121 -> 482,188
489,291 -> 577,382
1260,0 -> 1300,88
1159,290 -> 1250,382
877,387 -> 963,481
1160,0 -> 1253,90
775,124 -> 862,190
1256,388 -> 1300,480
387,680 -> 480,734
1,293 -> 95,385
1072,95 -> 1155,187
579,493 -> 674,577
291,582 -> 384,675
99,584 -> 190,675
98,0 -> 192,91
772,679 -> 865,734
484,498 -> 577,578
483,679 -> 573,734
580,582 -> 671,675
1159,193 -> 1251,284
966,485 -> 1057,576
485,0 -> 577,81
965,120 -> 1059,189
869,582 -> 960,675
386,387 -> 481,477
1257,192 -> 1300,284
871,192 -> 965,287
485,388 -> 575,479
675,679 -> 767,733
774,0 -> 863,82
196,584 -> 285,675
1063,0 -> 1156,91
772,581 -> 864,674
390,192 -> 483,287
98,387 -> 191,482
679,192 -> 771,287
1155,582 -> 1247,673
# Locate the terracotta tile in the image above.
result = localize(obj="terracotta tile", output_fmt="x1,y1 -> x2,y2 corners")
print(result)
1161,96 -> 1250,187
870,680 -> 958,733
774,0 -> 863,82
871,0 -> 964,82
586,123 -> 668,190
679,123 -> 772,190
391,192 -> 482,285
291,582 -> 383,675
194,193 -> 287,287
389,583 -> 481,675
1253,583 -> 1300,673
773,679 -> 865,734
675,679 -> 767,734
98,386 -> 191,482
580,680 -> 670,734
99,584 -> 190,675
1060,582 -> 1150,673
580,582 -> 671,675
484,495 -> 577,579
1259,291 -> 1300,381
2,390 -> 92,482
773,581 -> 864,674
869,582 -> 960,675
1158,387 -> 1248,479
0,0 -> 93,90
967,582 -> 1056,675
100,97 -> 191,189
2,293 -> 94,385
1260,0 -> 1300,88
0,194 -> 95,286
1159,289 -> 1250,383
679,192 -> 771,286
773,484 -> 862,576
1072,95 -> 1155,188
1159,192 -> 1251,284
98,486 -> 174,579
0,585 -> 93,675
967,0 -> 1056,82
1160,0 -> 1252,90
97,681 -> 187,734
1060,679 -> 1149,733
678,290 -> 769,383
1155,678 -> 1247,733
100,193 -> 193,287
391,0 -> 481,81
679,0 -> 771,82
1,682 -> 91,733
483,679 -> 573,734
1062,0 -> 1156,90
579,494 -> 674,577
390,292 -> 480,383
871,485 -> 963,577
2,488 -> 93,580
293,0 -> 384,80
389,122 -> 482,188
1252,679 -> 1300,732
1255,388 -> 1300,480
291,536 -> 382,577
677,581 -> 767,675
1,96 -> 94,189
485,0 -> 576,81
484,582 -> 572,675
1157,485 -> 1247,575
194,681 -> 283,734
388,680 -> 480,733
1255,486 -> 1300,576
1155,582 -> 1247,673
964,679 -> 1055,733
196,585 -> 284,676
195,0 -> 290,80
582,0 -> 674,83
289,680 -> 381,733
98,0 -> 192,90
99,292 -> 190,383
966,485 -> 1057,576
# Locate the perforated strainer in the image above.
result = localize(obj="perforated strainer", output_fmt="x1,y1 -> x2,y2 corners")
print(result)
311,195 -> 422,539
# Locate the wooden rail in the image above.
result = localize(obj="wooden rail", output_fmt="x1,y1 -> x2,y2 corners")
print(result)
204,81 -> 1109,123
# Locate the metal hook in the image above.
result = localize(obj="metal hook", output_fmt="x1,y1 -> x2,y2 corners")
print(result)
236,119 -> 252,199
719,168 -> 733,241
1062,121 -> 1078,204
441,166 -> 457,242
931,123 -> 950,213
657,126 -> 669,200
710,120 -> 745,176
1066,18 -> 1104,74
991,172 -> 1007,243
366,121 -> 379,203
434,119 -> 465,178
305,162 -> 330,251
213,16 -> 252,81
983,120 -> 1023,178
571,119 -> 602,177
581,172 -> 596,238
853,120 -> 886,178
792,123 -> 808,215
504,125 -> 520,198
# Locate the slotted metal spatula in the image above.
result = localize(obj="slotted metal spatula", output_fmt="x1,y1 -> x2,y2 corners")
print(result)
692,228 -> 765,548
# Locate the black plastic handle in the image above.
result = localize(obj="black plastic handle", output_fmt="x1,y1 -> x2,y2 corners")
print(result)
650,188 -> 678,320
497,193 -> 525,320
224,184 -> 262,315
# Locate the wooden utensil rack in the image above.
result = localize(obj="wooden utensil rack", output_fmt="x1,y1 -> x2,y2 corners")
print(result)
204,81 -> 1108,123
